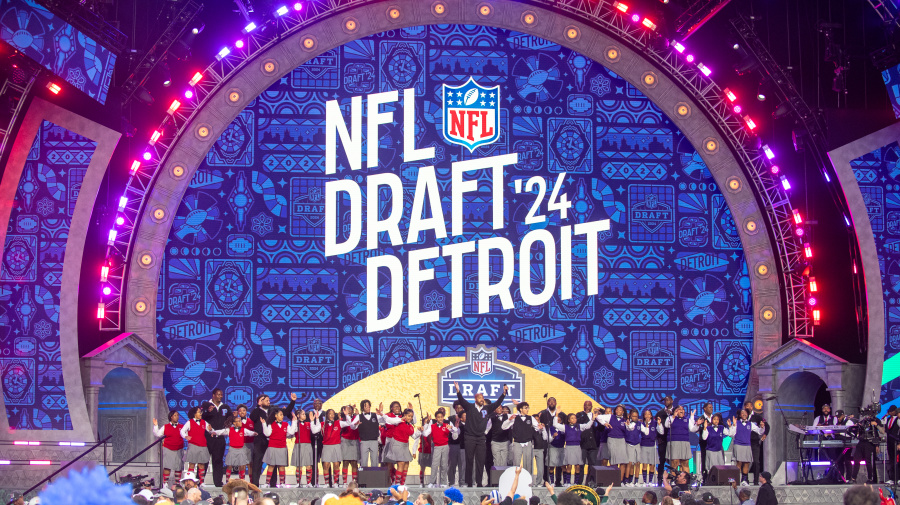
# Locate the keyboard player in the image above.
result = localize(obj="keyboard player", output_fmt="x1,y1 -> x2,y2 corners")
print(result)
833,410 -> 855,481
812,404 -> 838,466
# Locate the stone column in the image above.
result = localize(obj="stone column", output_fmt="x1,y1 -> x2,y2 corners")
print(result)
146,388 -> 162,463
829,388 -> 845,414
84,384 -> 102,439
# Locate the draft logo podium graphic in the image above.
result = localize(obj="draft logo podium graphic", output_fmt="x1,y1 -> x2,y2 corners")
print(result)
438,345 -> 523,405
442,77 -> 501,152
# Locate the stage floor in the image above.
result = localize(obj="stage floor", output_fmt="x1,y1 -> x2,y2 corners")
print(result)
224,483 -> 872,505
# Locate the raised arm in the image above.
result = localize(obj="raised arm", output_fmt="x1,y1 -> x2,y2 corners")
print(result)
689,414 -> 700,433
286,418 -> 298,437
501,415 -> 516,430
261,420 -> 273,437
383,414 -> 402,426
455,382 -> 473,411
553,420 -> 566,432
152,420 -> 165,438
578,412 -> 594,431
656,422 -> 665,434
640,423 -> 650,435
243,428 -> 258,437
310,416 -> 322,435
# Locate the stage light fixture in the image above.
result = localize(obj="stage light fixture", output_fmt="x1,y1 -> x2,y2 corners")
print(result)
167,99 -> 181,115
743,116 -> 757,130
185,89 -> 194,99
762,144 -> 775,159
97,303 -> 105,319
793,209 -> 803,224
780,175 -> 791,190
795,228 -> 804,236
613,1 -> 629,13
243,22 -> 257,33
276,5 -> 289,16
733,105 -> 742,114
46,82 -> 61,94
142,152 -> 151,161
150,130 -> 162,145
697,63 -> 711,76
189,72 -> 203,86
100,265 -> 109,283
757,92 -> 766,101
130,160 -> 141,174
116,216 -> 125,226
642,18 -> 657,30
672,41 -> 685,53
631,14 -> 640,22
216,47 -> 231,60
809,297 -> 817,306
686,54 -> 695,63
733,43 -> 740,50
235,40 -> 245,49
294,2 -> 302,10
724,88 -> 737,102
770,165 -> 779,174
161,63 -> 171,86
108,229 -> 118,246
103,286 -> 112,296
804,243 -> 812,258
118,196 -> 128,211
813,309 -> 821,325
809,277 -> 818,292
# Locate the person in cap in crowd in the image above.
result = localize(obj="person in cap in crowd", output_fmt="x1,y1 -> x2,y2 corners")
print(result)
180,472 -> 211,501
543,479 -> 612,504
698,492 -> 714,505
755,472 -> 776,505
367,490 -> 386,505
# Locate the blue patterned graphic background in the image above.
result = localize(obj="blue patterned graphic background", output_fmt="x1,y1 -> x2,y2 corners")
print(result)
882,64 -> 900,120
157,25 -> 754,417
850,143 -> 900,408
0,120 -> 96,429
0,0 -> 116,104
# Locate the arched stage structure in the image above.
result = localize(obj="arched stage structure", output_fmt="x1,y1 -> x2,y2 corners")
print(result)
0,0 -> 884,497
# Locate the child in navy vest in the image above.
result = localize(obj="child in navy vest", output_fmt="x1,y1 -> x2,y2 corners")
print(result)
552,411 -> 595,486
726,410 -> 764,486
594,405 -> 631,485
638,409 -> 662,486
702,414 -> 727,475
663,406 -> 698,474
623,409 -> 642,487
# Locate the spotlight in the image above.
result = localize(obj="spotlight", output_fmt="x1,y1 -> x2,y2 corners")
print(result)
743,116 -> 757,130
809,277 -> 818,292
293,2 -> 302,10
733,105 -> 742,114
191,24 -> 204,35
103,286 -> 112,296
780,175 -> 791,190
795,228 -> 804,236
275,5 -> 289,16
97,303 -> 105,319
150,130 -> 162,145
116,216 -> 125,226
724,88 -> 737,102
809,297 -> 817,306
100,265 -> 109,283
642,18 -> 657,31
613,1 -> 629,13
167,100 -> 181,115
161,63 -> 171,86
189,72 -> 203,86
733,43 -> 740,50
762,144 -> 775,159
46,82 -> 61,94
243,22 -> 257,33
770,165 -> 779,175
804,243 -> 812,258
757,92 -> 766,101
216,47 -> 231,60
697,63 -> 711,76
813,309 -> 821,325
793,209 -> 803,225
142,152 -> 151,161
107,229 -> 118,246
118,196 -> 128,211
235,40 -> 244,49
631,13 -> 640,22
185,89 -> 194,99
672,41 -> 685,53
686,54 -> 695,63
129,160 -> 141,174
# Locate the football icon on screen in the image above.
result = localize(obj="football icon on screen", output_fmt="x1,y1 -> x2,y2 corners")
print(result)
464,88 -> 480,105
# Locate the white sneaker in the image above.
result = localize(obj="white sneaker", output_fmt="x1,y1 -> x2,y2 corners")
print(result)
741,481 -> 749,487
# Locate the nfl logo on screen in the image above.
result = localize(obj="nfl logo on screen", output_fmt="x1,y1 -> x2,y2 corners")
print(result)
471,349 -> 493,377
442,77 -> 500,152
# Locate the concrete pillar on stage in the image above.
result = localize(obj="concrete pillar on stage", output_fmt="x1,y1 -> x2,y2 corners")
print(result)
84,384 -> 102,437
829,388 -> 845,414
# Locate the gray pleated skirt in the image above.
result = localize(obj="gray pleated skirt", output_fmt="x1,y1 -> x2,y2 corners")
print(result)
225,446 -> 251,467
384,439 -> 413,462
563,445 -> 582,465
263,447 -> 289,466
322,444 -> 343,463
163,448 -> 183,470
732,444 -> 753,463
381,438 -> 396,463
706,450 -> 725,469
418,451 -> 432,467
626,444 -> 640,463
598,442 -> 611,461
184,444 -> 210,464
608,437 -> 629,465
292,443 -> 314,467
639,445 -> 658,465
667,441 -> 691,460
341,439 -> 360,460
549,447 -> 565,467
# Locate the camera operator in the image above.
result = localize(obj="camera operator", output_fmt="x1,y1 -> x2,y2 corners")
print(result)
730,481 -> 755,505
662,470 -> 691,494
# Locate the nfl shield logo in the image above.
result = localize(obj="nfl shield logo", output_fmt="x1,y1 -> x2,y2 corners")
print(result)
442,77 -> 500,152
471,349 -> 493,377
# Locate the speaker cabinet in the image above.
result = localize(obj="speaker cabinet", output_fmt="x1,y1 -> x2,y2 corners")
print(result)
591,466 -> 621,487
358,466 -> 391,488
707,465 -> 741,486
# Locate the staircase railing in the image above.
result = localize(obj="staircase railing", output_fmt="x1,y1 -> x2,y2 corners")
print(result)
106,437 -> 164,483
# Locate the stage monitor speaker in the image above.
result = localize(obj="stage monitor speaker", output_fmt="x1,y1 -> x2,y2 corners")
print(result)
707,465 -> 741,486
358,466 -> 391,488
490,466 -> 511,487
591,466 -> 621,487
